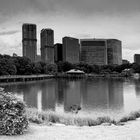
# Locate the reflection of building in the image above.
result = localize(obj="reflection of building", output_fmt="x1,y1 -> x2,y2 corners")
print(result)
134,54 -> 140,64
80,79 -> 124,112
108,79 -> 124,110
80,38 -> 122,65
64,80 -> 81,112
55,79 -> 65,104
134,80 -> 140,96
41,29 -> 54,64
41,80 -> 56,111
54,43 -> 63,63
81,79 -> 109,110
63,37 -> 80,63
23,85 -> 38,108
22,23 -> 37,62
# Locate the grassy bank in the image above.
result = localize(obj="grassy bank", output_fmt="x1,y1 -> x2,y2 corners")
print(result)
26,108 -> 140,126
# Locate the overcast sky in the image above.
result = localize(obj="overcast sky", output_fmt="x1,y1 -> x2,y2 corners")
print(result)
0,0 -> 140,62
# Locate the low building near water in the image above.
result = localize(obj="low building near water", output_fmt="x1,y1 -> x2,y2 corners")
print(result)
65,69 -> 85,78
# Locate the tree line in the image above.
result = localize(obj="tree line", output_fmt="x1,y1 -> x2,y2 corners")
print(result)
0,54 -> 140,76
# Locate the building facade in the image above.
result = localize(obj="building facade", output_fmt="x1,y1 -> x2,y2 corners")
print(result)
80,39 -> 108,65
62,37 -> 80,64
22,23 -> 37,62
80,38 -> 122,65
40,29 -> 54,64
134,54 -> 140,65
107,39 -> 122,65
54,43 -> 63,63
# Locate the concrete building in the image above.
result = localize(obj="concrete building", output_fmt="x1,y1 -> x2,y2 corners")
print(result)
36,55 -> 41,62
134,54 -> 140,64
54,43 -> 63,63
41,28 -> 54,64
122,59 -> 130,64
80,39 -> 108,65
22,23 -> 37,62
80,38 -> 122,65
63,37 -> 80,64
107,39 -> 122,65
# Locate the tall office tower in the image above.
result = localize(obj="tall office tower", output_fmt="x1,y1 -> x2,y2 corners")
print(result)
22,23 -> 37,62
107,39 -> 122,65
80,39 -> 108,65
40,28 -> 54,64
62,37 -> 80,63
54,43 -> 63,63
134,54 -> 140,64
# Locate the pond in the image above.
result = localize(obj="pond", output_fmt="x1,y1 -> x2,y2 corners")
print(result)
1,78 -> 140,118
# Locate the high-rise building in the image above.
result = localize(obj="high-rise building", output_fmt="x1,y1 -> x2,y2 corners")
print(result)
62,37 -> 80,63
41,28 -> 54,64
107,39 -> 122,65
54,43 -> 63,63
80,38 -> 122,65
22,23 -> 37,62
134,54 -> 140,64
80,39 -> 108,65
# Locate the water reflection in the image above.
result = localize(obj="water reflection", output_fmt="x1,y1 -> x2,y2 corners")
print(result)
2,78 -> 140,115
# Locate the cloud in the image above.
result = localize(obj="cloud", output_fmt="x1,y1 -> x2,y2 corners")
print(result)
0,30 -> 20,36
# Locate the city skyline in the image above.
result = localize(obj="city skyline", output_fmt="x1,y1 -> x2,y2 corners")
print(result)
0,0 -> 140,62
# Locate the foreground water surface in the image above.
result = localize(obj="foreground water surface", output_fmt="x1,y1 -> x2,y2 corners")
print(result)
1,78 -> 140,117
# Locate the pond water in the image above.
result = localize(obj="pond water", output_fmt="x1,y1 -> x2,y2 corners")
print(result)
1,78 -> 140,118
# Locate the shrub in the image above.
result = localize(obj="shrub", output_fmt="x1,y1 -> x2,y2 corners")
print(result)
0,88 -> 28,135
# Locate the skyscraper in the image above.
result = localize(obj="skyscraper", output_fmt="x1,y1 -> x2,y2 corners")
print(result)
134,54 -> 140,64
54,43 -> 63,63
107,39 -> 122,65
22,23 -> 37,62
62,36 -> 80,64
40,28 -> 54,64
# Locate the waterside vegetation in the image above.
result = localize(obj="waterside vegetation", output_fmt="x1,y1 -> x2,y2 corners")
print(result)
26,108 -> 140,127
0,54 -> 140,77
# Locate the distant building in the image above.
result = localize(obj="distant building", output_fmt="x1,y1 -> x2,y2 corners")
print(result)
80,39 -> 108,65
36,55 -> 41,62
134,54 -> 140,65
54,43 -> 63,63
107,39 -> 122,65
62,37 -> 80,63
80,38 -> 122,65
13,53 -> 18,57
41,28 -> 54,64
22,23 -> 37,62
122,59 -> 130,64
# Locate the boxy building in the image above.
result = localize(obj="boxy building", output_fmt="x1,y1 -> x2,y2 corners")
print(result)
62,37 -> 80,64
22,23 -> 37,62
107,39 -> 122,65
40,28 -> 54,64
80,38 -> 122,65
80,39 -> 108,65
134,54 -> 140,65
54,43 -> 63,63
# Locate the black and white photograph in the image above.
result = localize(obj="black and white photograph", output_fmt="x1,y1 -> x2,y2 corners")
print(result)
0,0 -> 140,139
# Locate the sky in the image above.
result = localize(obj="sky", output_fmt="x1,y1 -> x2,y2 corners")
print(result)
0,0 -> 140,62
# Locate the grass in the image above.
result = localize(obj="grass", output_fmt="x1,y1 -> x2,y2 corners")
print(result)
26,108 -> 140,126
27,108 -> 140,126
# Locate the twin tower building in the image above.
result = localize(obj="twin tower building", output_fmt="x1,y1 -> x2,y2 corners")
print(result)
22,23 -> 122,65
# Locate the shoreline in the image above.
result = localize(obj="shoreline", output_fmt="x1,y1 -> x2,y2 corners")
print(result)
1,119 -> 140,140
0,73 -> 134,84
26,108 -> 140,127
